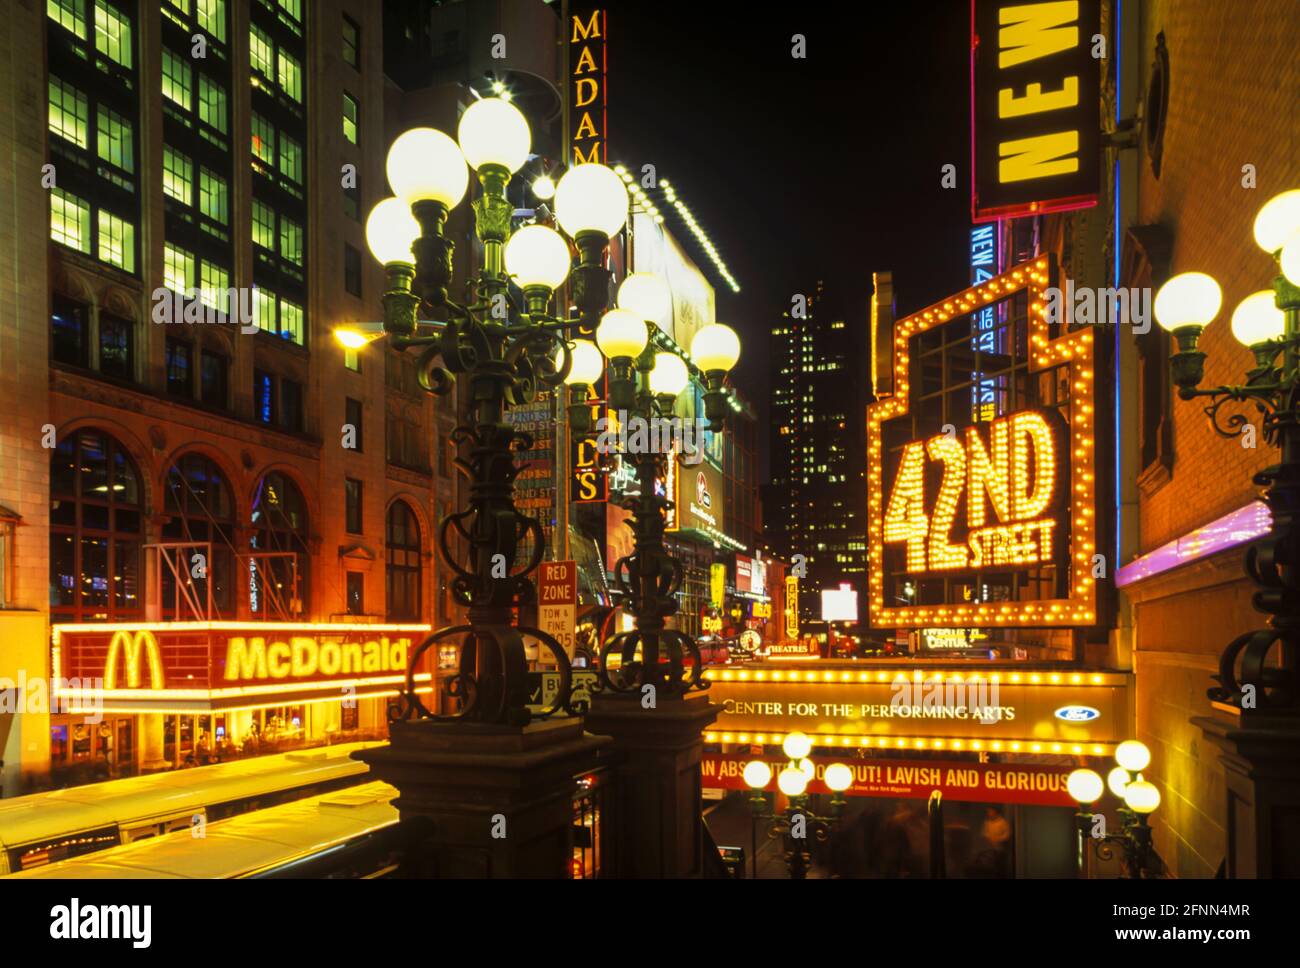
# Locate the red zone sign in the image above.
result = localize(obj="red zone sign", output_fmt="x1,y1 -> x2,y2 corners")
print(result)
701,753 -> 1075,807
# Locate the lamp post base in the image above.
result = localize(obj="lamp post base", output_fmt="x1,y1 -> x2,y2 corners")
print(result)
1194,706 -> 1300,877
354,717 -> 609,878
583,692 -> 720,878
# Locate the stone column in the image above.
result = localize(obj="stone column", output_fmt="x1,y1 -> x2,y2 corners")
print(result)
583,692 -> 719,878
1194,709 -> 1300,877
138,713 -> 169,772
355,717 -> 609,878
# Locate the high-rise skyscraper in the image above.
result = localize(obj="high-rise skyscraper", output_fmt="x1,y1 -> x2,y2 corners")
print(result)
764,281 -> 870,629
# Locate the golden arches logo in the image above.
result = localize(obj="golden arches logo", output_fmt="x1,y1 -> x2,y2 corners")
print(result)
104,629 -> 165,690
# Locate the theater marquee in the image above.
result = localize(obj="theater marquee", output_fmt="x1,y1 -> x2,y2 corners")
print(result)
52,622 -> 433,713
867,255 -> 1098,628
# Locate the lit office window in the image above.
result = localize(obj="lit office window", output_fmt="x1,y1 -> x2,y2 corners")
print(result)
48,78 -> 89,149
48,0 -> 87,38
199,168 -> 227,222
97,210 -> 134,272
96,105 -> 133,173
279,298 -> 303,344
277,50 -> 301,102
278,133 -> 302,183
94,0 -> 132,68
162,146 -> 192,203
251,112 -> 274,164
200,262 -> 229,313
277,0 -> 301,23
342,92 -> 358,144
198,75 -> 227,133
250,25 -> 274,77
252,200 -> 274,249
162,49 -> 192,109
279,216 -> 302,265
342,16 -> 359,69
196,0 -> 225,43
163,243 -> 195,293
254,288 -> 276,334
50,188 -> 90,252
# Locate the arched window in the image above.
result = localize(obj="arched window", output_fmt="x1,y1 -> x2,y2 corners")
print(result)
50,429 -> 143,622
386,501 -> 422,621
250,471 -> 310,616
162,453 -> 235,617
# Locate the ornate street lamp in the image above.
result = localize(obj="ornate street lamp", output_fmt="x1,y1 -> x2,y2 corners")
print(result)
1068,740 -> 1166,878
587,270 -> 742,699
1154,188 -> 1300,712
337,97 -> 631,726
742,732 -> 853,879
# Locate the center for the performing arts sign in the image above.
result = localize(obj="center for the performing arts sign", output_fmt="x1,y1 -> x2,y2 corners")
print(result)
52,622 -> 432,712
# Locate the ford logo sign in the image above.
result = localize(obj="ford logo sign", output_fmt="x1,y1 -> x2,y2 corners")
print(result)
1055,705 -> 1100,722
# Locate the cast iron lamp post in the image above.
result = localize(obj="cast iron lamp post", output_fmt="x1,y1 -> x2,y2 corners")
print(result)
572,270 -> 742,699
1068,740 -> 1166,878
1154,189 -> 1300,713
336,96 -> 634,726
742,732 -> 853,879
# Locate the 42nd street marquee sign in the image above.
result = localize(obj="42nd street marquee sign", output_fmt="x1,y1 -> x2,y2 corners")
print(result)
868,254 -> 1099,629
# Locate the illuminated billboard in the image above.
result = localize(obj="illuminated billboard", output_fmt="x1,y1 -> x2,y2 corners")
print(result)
971,0 -> 1100,221
867,255 -> 1098,628
821,583 -> 859,622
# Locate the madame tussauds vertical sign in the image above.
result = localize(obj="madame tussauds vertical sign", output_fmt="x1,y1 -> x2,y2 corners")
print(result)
570,7 -> 606,164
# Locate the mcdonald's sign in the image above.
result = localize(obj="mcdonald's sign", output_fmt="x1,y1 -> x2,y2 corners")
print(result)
104,629 -> 165,690
51,622 -> 433,712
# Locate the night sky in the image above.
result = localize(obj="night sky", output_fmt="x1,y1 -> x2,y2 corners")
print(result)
608,0 -> 975,442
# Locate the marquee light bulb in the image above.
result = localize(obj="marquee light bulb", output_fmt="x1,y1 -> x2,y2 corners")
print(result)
456,96 -> 531,173
385,127 -> 468,208
1230,290 -> 1285,347
1154,271 -> 1222,333
364,197 -> 420,266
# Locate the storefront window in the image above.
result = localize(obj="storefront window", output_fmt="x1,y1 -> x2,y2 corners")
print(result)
49,428 -> 142,622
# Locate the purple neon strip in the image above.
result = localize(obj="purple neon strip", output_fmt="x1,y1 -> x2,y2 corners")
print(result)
1115,501 -> 1272,587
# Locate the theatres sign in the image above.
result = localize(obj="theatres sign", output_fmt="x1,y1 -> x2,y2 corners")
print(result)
702,753 -> 1075,807
52,622 -> 433,712
867,254 -> 1098,628
972,0 -> 1101,221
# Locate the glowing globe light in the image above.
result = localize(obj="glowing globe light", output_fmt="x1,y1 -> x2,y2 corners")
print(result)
1230,290 -> 1285,347
531,174 -> 556,200
1280,230 -> 1300,286
1154,272 -> 1222,332
555,163 -> 629,239
691,323 -> 741,373
385,127 -> 468,208
457,96 -> 531,173
742,760 -> 773,790
618,273 -> 673,326
1253,189 -> 1300,253
504,224 -> 571,291
777,765 -> 808,798
1107,766 -> 1132,799
782,731 -> 813,761
563,340 -> 604,387
1066,768 -> 1104,805
824,762 -> 853,793
1115,739 -> 1152,773
595,308 -> 648,361
364,197 -> 420,266
1123,776 -> 1161,814
648,353 -> 690,398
